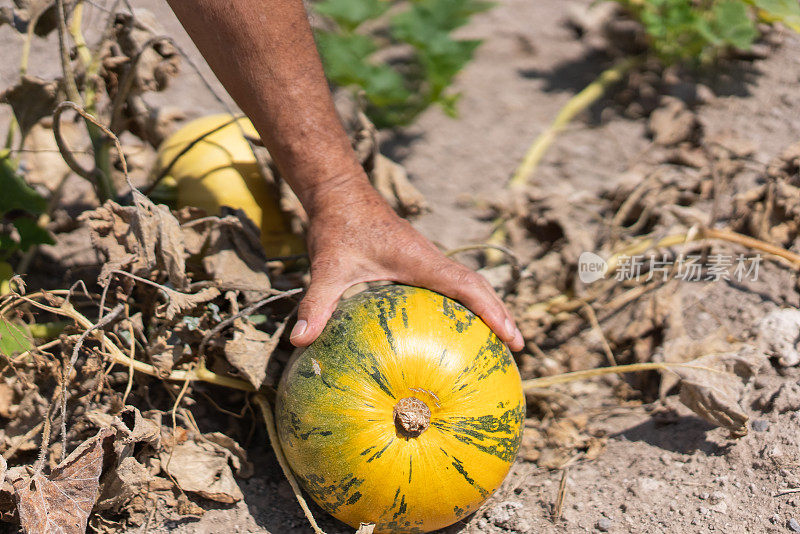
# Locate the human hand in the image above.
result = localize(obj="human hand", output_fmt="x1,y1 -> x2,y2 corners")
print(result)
288,176 -> 524,351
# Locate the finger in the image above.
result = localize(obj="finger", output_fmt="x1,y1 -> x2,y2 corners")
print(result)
414,260 -> 523,351
290,273 -> 348,348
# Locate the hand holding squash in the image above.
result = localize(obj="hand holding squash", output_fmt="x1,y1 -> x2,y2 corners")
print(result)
290,178 -> 524,351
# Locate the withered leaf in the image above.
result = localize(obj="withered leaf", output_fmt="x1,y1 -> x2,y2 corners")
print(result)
370,154 -> 427,217
355,524 -> 376,534
160,439 -> 243,504
178,210 -> 271,296
0,76 -> 60,140
204,432 -> 254,478
11,427 -> 114,534
163,286 -> 220,321
96,457 -> 153,512
672,350 -> 761,437
112,11 -> 180,93
132,190 -> 188,289
81,194 -> 188,290
85,405 -> 160,460
223,318 -> 279,389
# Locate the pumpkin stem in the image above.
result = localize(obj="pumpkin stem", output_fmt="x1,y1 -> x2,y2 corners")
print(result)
393,397 -> 431,438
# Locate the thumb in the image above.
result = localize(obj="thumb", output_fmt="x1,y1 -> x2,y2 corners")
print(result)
290,275 -> 346,347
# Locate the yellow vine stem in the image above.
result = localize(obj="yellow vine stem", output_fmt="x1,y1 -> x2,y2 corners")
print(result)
604,226 -> 800,273
509,56 -> 643,189
486,56 -> 642,265
253,395 -> 326,534
521,361 -> 721,393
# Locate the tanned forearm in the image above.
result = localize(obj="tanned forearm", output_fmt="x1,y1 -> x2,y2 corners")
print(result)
166,0 -> 367,214
168,0 -> 524,350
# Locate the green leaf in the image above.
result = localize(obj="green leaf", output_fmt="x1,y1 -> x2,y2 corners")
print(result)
753,0 -> 800,32
712,0 -> 758,50
393,0 -> 492,36
316,31 -> 378,85
0,316 -> 33,358
313,0 -> 390,31
0,152 -> 47,216
13,216 -> 54,251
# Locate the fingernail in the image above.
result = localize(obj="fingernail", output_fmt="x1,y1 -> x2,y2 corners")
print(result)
290,319 -> 307,339
504,318 -> 515,339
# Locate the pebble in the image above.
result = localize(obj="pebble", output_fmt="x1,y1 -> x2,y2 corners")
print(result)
770,514 -> 781,524
752,419 -> 770,432
699,492 -> 710,500
486,501 -> 523,529
789,518 -> 800,532
596,517 -> 613,532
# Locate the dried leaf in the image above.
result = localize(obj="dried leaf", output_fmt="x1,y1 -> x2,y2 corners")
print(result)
96,457 -> 153,512
11,427 -> 114,534
85,405 -> 161,459
673,350 -> 762,437
0,76 -> 60,140
163,286 -> 220,321
369,154 -> 427,217
648,97 -> 699,146
223,318 -> 277,389
81,194 -> 188,289
146,332 -> 183,376
178,210 -> 271,296
356,523 -> 376,534
0,389 -> 47,455
203,432 -> 254,478
111,11 -> 180,93
160,439 -> 243,504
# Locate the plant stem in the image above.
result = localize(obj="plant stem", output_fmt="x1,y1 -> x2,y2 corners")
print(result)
486,56 -> 642,265
509,56 -> 643,188
253,395 -> 326,534
522,361 -> 724,392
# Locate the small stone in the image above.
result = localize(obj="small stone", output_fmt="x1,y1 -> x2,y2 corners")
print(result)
699,492 -> 710,500
752,419 -> 770,432
788,518 -> 800,532
710,491 -> 725,504
699,506 -> 710,515
770,514 -> 780,524
486,501 -> 523,529
710,501 -> 728,514
596,517 -> 613,532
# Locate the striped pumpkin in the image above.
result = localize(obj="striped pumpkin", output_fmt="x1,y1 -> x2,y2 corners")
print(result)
276,285 -> 525,533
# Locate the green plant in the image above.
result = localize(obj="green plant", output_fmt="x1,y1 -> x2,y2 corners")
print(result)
483,0 -> 800,264
510,0 -> 800,188
0,150 -> 54,258
312,0 -> 493,127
